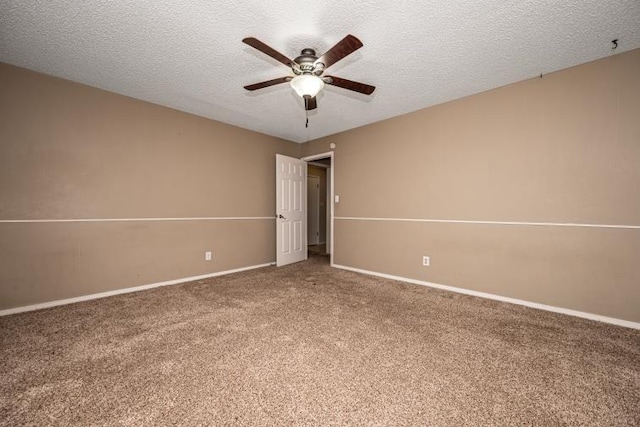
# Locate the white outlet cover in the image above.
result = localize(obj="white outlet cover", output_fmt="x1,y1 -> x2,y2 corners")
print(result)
422,256 -> 430,266
205,251 -> 212,261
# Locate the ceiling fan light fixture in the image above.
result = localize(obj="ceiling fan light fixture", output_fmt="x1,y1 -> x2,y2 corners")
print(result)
289,74 -> 324,98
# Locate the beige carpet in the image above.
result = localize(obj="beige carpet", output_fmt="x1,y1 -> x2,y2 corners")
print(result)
1,254 -> 639,426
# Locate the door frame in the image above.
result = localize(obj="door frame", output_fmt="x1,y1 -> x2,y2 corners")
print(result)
301,151 -> 334,266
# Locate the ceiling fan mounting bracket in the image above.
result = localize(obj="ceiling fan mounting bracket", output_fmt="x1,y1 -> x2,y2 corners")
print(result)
294,48 -> 318,64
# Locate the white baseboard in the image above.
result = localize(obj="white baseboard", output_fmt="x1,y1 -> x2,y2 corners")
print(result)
333,264 -> 640,330
0,262 -> 275,317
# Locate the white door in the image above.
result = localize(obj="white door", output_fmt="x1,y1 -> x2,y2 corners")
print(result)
276,154 -> 307,266
307,175 -> 320,245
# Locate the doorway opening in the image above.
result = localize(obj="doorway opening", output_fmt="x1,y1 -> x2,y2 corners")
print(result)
301,152 -> 334,266
307,174 -> 321,246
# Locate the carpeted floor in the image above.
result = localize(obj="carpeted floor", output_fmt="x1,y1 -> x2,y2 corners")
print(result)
1,254 -> 639,426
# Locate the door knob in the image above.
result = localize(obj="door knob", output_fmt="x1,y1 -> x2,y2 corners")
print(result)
278,214 -> 287,219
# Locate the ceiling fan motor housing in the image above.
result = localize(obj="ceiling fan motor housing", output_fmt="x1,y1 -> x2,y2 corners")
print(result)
294,49 -> 324,76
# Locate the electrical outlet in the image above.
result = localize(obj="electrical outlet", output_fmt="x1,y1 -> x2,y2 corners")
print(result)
205,251 -> 212,261
422,256 -> 430,266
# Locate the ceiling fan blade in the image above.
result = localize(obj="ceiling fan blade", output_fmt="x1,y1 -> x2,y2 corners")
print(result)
324,76 -> 375,95
242,37 -> 293,67
304,96 -> 317,111
244,76 -> 291,91
315,35 -> 363,69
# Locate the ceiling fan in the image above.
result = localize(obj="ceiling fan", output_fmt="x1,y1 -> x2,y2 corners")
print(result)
242,35 -> 375,111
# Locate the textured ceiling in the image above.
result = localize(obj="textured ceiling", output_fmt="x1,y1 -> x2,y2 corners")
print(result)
1,1 -> 639,143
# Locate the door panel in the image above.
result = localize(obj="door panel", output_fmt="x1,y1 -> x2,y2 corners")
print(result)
276,154 -> 307,266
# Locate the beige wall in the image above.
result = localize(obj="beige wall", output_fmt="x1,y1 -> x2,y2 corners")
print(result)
3,49 -> 639,322
0,63 -> 299,309
302,49 -> 640,322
